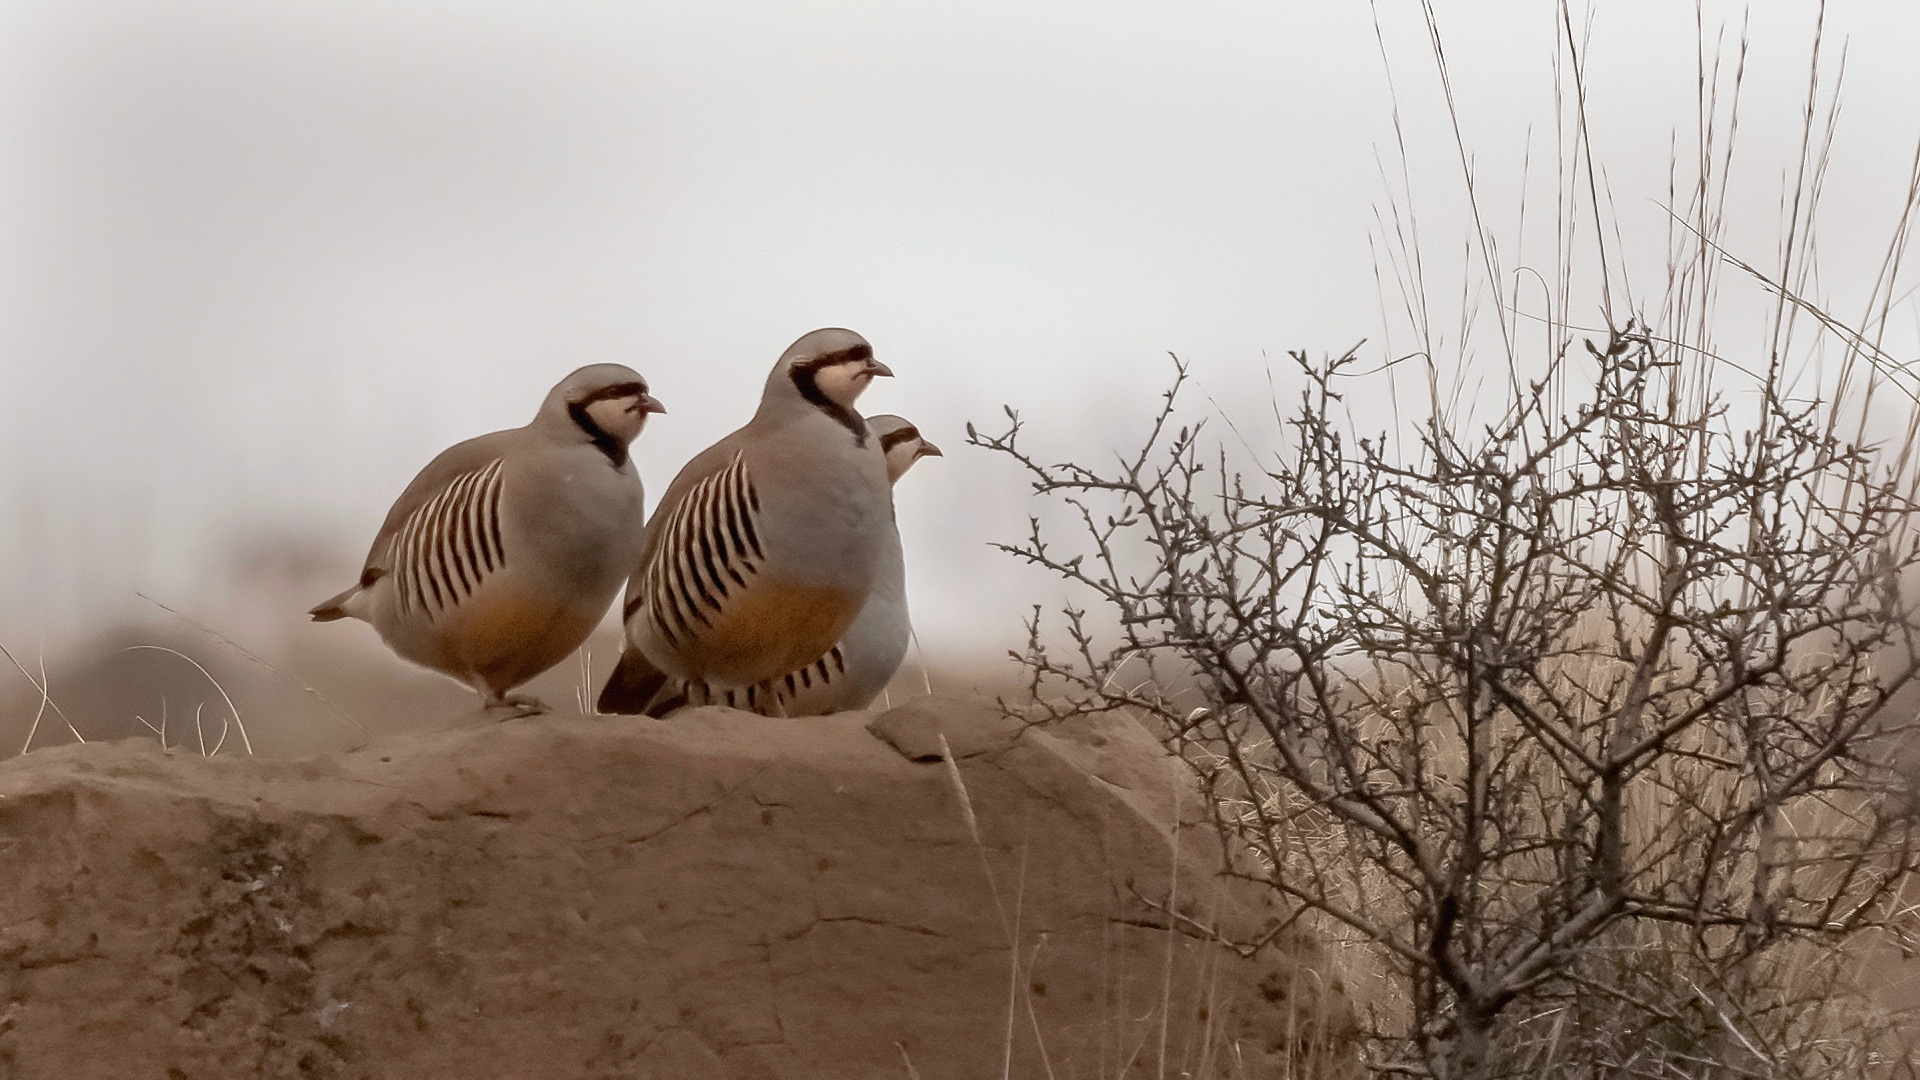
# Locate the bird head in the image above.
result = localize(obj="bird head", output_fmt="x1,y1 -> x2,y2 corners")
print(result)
869,415 -> 942,484
547,364 -> 666,449
769,328 -> 894,413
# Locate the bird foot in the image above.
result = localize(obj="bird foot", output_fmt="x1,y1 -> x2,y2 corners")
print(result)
484,693 -> 549,718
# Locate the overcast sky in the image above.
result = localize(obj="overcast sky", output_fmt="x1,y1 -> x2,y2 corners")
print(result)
2,0 -> 1917,660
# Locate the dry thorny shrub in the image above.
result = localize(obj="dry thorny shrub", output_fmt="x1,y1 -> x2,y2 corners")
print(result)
971,329 -> 1920,1079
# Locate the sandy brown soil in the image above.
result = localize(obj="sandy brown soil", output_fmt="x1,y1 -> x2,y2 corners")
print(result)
0,695 -> 1357,1079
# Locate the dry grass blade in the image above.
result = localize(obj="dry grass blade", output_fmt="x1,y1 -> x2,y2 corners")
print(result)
134,699 -> 169,747
575,647 -> 595,715
135,592 -> 367,741
974,6 -> 1920,1062
124,645 -> 253,756
2,641 -> 86,754
1159,782 -> 1180,1080
938,733 -> 1022,1080
896,1042 -> 923,1080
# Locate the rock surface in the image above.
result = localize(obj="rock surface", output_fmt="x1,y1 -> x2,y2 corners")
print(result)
0,695 -> 1356,1079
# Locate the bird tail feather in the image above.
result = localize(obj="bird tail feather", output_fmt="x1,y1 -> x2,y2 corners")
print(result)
643,686 -> 690,719
597,647 -> 669,715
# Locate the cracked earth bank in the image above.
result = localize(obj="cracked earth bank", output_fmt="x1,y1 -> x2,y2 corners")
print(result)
0,695 -> 1358,1079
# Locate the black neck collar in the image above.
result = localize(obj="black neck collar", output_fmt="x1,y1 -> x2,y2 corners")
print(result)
566,380 -> 649,468
568,403 -> 629,468
790,349 -> 872,448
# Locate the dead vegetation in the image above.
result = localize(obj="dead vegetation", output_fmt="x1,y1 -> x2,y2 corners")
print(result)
974,3 -> 1920,1076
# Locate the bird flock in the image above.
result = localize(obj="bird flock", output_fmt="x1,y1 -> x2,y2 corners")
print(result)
309,327 -> 940,718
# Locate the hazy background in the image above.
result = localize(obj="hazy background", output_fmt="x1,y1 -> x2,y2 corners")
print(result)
2,0 -> 1917,733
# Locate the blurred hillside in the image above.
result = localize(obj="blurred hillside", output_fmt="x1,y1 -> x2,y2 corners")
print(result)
0,529 -> 1025,760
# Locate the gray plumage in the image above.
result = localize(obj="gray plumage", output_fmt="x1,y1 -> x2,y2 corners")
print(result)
312,364 -> 663,711
674,415 -> 940,716
597,328 -> 894,715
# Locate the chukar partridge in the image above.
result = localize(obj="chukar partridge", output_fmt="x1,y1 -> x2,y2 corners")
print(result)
310,364 -> 663,712
670,415 -> 940,716
596,328 -> 894,715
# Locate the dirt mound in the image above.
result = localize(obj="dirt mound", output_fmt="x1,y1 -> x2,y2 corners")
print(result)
0,695 -> 1356,1078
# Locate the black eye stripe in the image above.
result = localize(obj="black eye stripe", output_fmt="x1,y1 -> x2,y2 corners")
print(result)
879,426 -> 921,453
574,381 -> 648,406
789,344 -> 874,372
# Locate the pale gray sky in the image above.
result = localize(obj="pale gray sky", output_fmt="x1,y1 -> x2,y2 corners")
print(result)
2,0 -> 1917,659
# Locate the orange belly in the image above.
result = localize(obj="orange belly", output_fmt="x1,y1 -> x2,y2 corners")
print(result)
442,580 -> 596,693
672,580 -> 863,685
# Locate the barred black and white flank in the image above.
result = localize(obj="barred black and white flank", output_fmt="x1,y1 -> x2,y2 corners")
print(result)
670,415 -> 941,717
598,328 -> 895,715
312,365 -> 664,712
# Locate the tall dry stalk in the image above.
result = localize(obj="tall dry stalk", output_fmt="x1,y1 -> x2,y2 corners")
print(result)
975,4 -> 1920,1077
